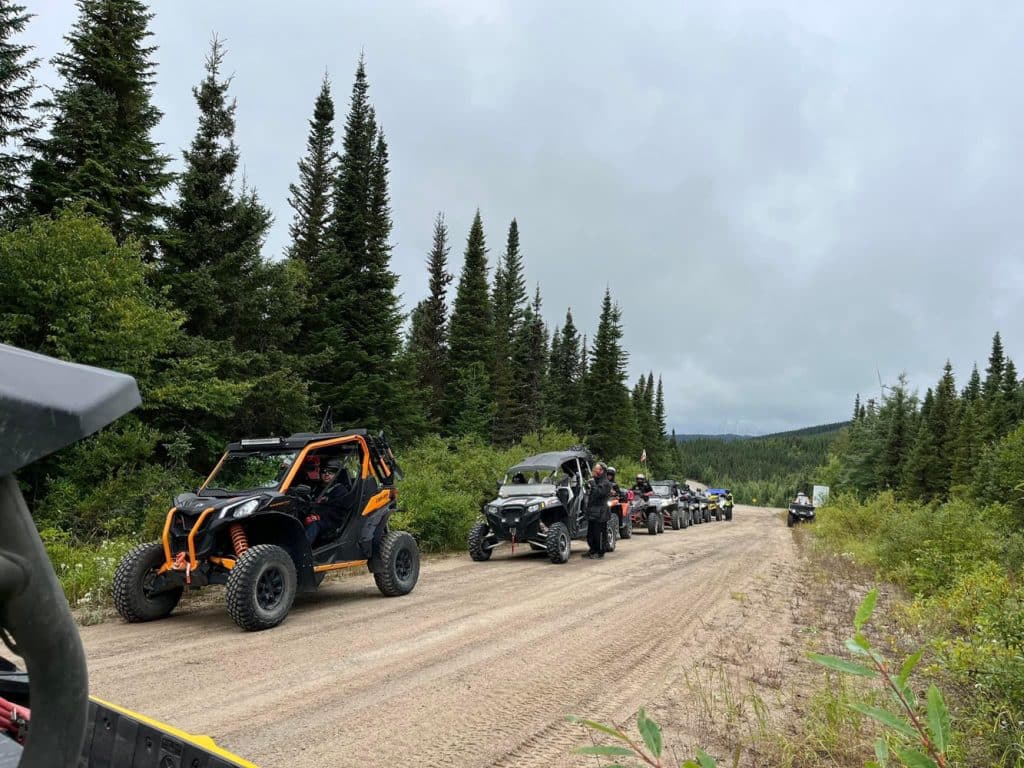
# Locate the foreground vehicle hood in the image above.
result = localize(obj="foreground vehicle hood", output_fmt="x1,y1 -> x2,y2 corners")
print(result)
486,495 -> 553,510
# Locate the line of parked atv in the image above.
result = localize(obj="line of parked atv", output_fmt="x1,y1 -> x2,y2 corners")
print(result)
468,448 -> 735,565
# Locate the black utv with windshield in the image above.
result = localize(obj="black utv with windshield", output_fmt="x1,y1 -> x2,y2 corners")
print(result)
467,450 -> 617,563
112,430 -> 420,631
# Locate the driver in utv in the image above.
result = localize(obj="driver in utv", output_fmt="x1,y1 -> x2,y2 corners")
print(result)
303,459 -> 351,544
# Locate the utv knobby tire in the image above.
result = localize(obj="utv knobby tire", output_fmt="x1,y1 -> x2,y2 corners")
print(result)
725,509 -> 733,521
671,510 -> 681,530
374,531 -> 420,596
647,512 -> 658,535
113,541 -> 182,623
226,544 -> 297,631
658,514 -> 665,534
619,514 -> 633,539
546,522 -> 571,564
605,517 -> 617,552
787,512 -> 795,528
468,521 -> 493,561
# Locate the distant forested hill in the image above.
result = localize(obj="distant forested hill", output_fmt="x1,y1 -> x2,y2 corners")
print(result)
673,422 -> 848,505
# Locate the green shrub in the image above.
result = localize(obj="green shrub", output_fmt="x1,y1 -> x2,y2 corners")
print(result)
40,528 -> 137,609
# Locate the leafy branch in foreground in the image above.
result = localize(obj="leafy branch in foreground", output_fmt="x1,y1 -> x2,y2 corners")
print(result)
809,587 -> 951,768
566,709 -> 716,768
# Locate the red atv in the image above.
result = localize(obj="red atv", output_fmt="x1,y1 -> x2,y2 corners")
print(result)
609,485 -> 634,539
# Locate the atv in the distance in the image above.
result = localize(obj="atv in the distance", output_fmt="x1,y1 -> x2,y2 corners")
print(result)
651,481 -> 688,529
113,430 -> 420,631
787,500 -> 816,527
611,485 -> 634,539
469,450 -> 613,563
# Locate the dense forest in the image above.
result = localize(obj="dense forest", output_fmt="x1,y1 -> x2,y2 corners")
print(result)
810,333 -> 1024,765
674,423 -> 846,505
0,0 -> 687,544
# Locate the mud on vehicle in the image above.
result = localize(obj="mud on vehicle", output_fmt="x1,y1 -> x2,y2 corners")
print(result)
113,430 -> 420,632
468,450 -> 617,563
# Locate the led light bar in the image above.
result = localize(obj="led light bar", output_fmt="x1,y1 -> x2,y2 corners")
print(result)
239,437 -> 284,447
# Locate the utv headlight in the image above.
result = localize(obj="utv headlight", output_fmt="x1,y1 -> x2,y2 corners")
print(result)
527,502 -> 542,513
232,499 -> 260,518
485,504 -> 499,514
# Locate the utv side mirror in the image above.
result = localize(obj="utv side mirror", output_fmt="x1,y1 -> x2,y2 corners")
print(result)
556,487 -> 571,506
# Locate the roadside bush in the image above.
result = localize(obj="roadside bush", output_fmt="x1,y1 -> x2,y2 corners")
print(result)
40,528 -> 137,610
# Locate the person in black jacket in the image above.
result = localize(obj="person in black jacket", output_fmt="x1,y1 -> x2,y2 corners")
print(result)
303,459 -> 354,544
583,462 -> 612,559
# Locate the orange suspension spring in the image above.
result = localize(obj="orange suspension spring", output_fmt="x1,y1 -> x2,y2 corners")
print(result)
229,524 -> 249,556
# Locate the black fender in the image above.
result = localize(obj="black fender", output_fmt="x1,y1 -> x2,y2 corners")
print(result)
228,512 -> 317,591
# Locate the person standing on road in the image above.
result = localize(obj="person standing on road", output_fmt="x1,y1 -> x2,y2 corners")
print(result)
583,462 -> 613,559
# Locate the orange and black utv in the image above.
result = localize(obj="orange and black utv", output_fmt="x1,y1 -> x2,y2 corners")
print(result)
112,430 -> 420,631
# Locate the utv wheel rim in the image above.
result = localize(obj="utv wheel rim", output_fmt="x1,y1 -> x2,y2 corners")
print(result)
141,569 -> 160,599
559,532 -> 569,554
396,547 -> 413,581
256,566 -> 286,610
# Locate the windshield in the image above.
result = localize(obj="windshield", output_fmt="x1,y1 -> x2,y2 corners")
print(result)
499,466 -> 564,497
204,449 -> 299,493
652,484 -> 674,497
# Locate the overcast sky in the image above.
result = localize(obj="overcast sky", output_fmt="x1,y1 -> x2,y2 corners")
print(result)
25,1 -> 1024,435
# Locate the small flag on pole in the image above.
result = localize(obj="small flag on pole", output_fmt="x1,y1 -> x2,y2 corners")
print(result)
640,448 -> 647,463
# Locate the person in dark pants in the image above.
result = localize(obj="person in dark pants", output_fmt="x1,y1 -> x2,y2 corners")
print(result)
583,462 -> 612,559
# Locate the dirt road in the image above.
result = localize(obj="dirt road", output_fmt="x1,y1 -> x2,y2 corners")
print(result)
80,506 -> 798,767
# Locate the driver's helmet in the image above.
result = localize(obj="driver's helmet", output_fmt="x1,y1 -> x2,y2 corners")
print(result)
636,473 -> 646,481
512,472 -> 527,484
606,465 -> 617,480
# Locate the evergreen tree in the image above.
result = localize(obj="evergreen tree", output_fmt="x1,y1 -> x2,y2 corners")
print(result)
160,38 -> 273,347
877,375 -> 914,490
491,218 -> 527,444
451,362 -> 493,441
28,0 -> 171,246
0,0 -> 37,221
982,332 -> 1006,440
447,209 -> 494,430
546,308 -> 583,432
998,358 -> 1020,437
852,393 -> 862,422
407,213 -> 452,427
903,388 -> 940,500
584,289 -> 639,459
655,377 -> 667,442
287,74 -> 335,268
930,360 -> 959,491
963,364 -> 982,403
951,399 -> 983,489
302,56 -> 422,439
508,287 -> 547,440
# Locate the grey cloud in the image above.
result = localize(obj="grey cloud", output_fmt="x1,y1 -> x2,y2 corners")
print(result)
23,0 -> 1024,434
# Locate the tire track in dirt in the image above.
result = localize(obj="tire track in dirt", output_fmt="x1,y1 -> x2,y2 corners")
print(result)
79,506 -> 796,767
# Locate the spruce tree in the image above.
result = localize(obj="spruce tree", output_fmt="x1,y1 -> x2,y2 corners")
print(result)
951,400 -> 983,488
547,308 -> 583,433
160,38 -> 272,346
508,286 -> 547,440
998,358 -> 1020,437
407,213 -> 453,427
303,57 -> 421,438
876,375 -> 914,490
963,364 -> 982,402
903,388 -> 940,500
655,377 -> 667,442
0,0 -> 38,221
584,289 -> 639,459
852,394 -> 861,422
28,0 -> 171,246
287,75 -> 335,268
447,210 -> 494,429
491,219 -> 528,444
982,332 -> 1006,440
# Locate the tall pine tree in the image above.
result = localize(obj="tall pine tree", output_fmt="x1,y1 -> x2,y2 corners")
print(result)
28,0 -> 171,246
546,308 -> 583,432
982,332 -> 1006,441
407,212 -> 453,427
303,56 -> 420,438
160,38 -> 273,347
491,219 -> 528,444
584,289 -> 639,459
0,0 -> 37,221
287,74 -> 335,268
447,210 -> 494,431
508,286 -> 547,440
